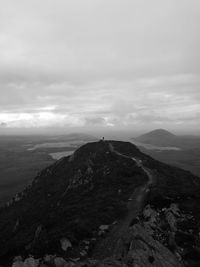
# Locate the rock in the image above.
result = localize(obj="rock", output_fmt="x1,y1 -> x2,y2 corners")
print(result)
143,222 -> 154,236
143,205 -> 154,219
14,193 -> 21,202
23,257 -> 39,267
13,256 -> 23,262
99,225 -> 109,231
43,255 -> 55,263
120,224 -> 183,267
163,203 -> 180,232
12,262 -> 24,267
60,238 -> 72,251
54,257 -> 68,267
12,257 -> 23,267
34,225 -> 42,240
165,210 -> 177,232
83,240 -> 90,245
80,250 -> 87,257
169,204 -> 180,217
143,205 -> 158,229
98,225 -> 110,236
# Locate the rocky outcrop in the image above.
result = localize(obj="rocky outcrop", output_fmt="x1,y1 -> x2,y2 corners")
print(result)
123,224 -> 182,267
60,238 -> 72,252
12,257 -> 39,267
10,200 -> 199,267
139,202 -> 200,266
11,222 -> 182,267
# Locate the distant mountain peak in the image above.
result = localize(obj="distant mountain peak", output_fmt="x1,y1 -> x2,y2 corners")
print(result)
139,129 -> 176,138
134,129 -> 178,148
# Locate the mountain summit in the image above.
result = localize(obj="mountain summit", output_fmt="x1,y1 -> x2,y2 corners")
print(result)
138,129 -> 176,139
135,129 -> 200,150
0,140 -> 200,266
134,129 -> 180,147
137,129 -> 176,141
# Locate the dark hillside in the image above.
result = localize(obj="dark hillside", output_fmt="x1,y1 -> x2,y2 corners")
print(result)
0,141 -> 146,263
0,140 -> 200,266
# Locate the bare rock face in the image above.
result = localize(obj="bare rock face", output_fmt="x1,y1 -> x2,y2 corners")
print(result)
84,222 -> 182,267
139,201 -> 200,267
54,257 -> 68,267
143,204 -> 158,229
164,204 -> 180,232
123,224 -> 182,267
12,257 -> 23,267
60,238 -> 72,252
23,257 -> 39,267
94,203 -> 184,267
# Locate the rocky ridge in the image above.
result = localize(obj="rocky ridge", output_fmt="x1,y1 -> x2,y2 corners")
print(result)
0,141 -> 200,266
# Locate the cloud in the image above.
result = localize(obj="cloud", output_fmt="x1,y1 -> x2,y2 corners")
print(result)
84,117 -> 106,126
0,0 -> 200,133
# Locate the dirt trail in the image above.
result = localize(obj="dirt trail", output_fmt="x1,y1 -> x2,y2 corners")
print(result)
92,143 -> 154,259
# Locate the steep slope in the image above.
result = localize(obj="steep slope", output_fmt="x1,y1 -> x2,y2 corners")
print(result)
0,140 -> 200,266
0,141 -> 147,264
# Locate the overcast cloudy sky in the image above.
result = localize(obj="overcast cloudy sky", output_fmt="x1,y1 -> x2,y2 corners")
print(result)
0,0 -> 200,134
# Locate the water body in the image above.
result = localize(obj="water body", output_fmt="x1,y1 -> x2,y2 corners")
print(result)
49,151 -> 74,160
131,140 -> 181,151
27,140 -> 87,150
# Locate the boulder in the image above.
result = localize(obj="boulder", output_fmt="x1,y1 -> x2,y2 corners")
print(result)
98,225 -> 110,236
80,250 -> 87,257
13,256 -> 23,262
60,238 -> 72,251
54,257 -> 68,267
12,257 -> 23,267
99,225 -> 109,231
143,205 -> 158,228
169,204 -> 180,217
143,205 -> 155,219
12,262 -> 24,267
43,254 -> 55,263
165,210 -> 177,232
23,257 -> 39,267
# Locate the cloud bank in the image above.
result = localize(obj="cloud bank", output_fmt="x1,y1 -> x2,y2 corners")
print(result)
0,0 -> 200,133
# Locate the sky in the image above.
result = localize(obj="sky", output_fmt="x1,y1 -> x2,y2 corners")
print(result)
0,0 -> 200,135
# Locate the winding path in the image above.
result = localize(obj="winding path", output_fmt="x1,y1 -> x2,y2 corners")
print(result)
92,143 -> 154,259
